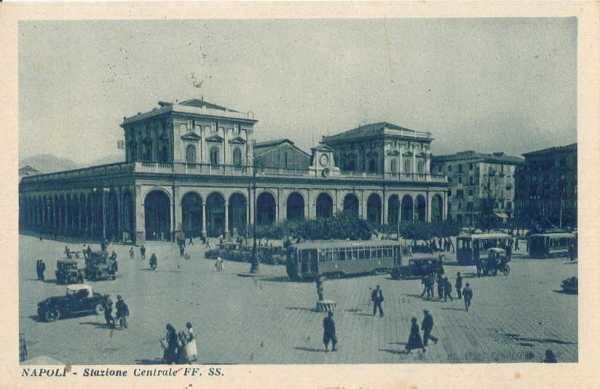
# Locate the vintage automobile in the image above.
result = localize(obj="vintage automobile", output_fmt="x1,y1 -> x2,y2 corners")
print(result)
84,250 -> 117,281
561,276 -> 578,294
391,255 -> 445,280
480,248 -> 511,276
55,259 -> 84,284
37,284 -> 106,322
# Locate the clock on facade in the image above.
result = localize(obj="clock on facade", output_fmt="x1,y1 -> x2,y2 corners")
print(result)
319,154 -> 330,167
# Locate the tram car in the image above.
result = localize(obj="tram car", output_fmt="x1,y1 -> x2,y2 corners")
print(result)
527,232 -> 577,259
456,232 -> 512,265
286,240 -> 403,280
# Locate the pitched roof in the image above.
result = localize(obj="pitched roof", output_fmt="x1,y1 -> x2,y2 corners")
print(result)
323,122 -> 432,143
254,138 -> 293,149
432,150 -> 523,165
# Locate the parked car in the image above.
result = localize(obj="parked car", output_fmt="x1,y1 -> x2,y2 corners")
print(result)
391,255 -> 444,280
561,276 -> 578,294
55,259 -> 84,284
37,284 -> 106,322
84,250 -> 117,281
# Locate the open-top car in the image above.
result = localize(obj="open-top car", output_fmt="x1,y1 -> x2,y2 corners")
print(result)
37,284 -> 106,322
391,254 -> 444,280
55,258 -> 85,284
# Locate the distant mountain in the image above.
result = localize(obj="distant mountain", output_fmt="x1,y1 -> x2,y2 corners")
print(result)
80,153 -> 125,168
19,154 -> 79,173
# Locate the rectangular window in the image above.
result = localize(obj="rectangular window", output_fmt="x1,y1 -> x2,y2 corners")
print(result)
458,164 -> 463,173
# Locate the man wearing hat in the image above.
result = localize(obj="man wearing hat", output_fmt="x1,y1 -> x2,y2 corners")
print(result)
115,295 -> 130,329
421,310 -> 438,346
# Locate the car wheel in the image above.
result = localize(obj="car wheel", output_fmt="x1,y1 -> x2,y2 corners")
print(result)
44,309 -> 60,322
95,304 -> 105,315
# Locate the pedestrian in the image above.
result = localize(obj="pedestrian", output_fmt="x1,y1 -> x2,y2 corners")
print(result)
140,244 -> 146,260
543,349 -> 557,363
129,246 -> 135,259
35,260 -> 41,280
420,275 -> 427,298
371,285 -> 384,317
421,310 -> 438,346
162,324 -> 179,364
38,259 -> 46,281
182,322 -> 198,362
103,295 -> 114,328
64,246 -> 71,258
425,273 -> 434,299
115,295 -> 129,329
322,311 -> 337,352
515,237 -> 520,252
436,274 -> 444,300
187,234 -> 194,246
149,253 -> 158,270
179,243 -> 185,257
443,277 -> 453,302
455,272 -> 463,299
405,317 -> 425,353
463,283 -> 473,312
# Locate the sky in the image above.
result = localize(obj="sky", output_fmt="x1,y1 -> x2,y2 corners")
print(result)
19,18 -> 577,165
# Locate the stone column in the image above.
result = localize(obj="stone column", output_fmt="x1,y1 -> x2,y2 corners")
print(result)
135,186 -> 145,242
382,192 -> 387,225
224,198 -> 229,238
202,202 -> 207,237
426,191 -> 432,223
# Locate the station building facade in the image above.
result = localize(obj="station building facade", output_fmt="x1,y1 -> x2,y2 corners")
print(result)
19,99 -> 449,242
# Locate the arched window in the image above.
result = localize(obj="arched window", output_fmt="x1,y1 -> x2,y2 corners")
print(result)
417,159 -> 424,174
390,159 -> 398,173
232,147 -> 242,167
210,146 -> 220,167
143,138 -> 152,161
403,157 -> 412,173
185,144 -> 197,164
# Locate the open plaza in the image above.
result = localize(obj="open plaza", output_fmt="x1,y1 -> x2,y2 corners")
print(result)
19,234 -> 577,365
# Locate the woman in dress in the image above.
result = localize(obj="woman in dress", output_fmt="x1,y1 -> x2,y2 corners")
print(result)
406,317 -> 425,353
162,324 -> 179,364
183,322 -> 198,362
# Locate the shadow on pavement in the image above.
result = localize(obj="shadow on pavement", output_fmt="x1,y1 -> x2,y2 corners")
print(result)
440,307 -> 465,312
552,289 -> 577,295
503,333 -> 576,345
379,348 -> 410,355
285,306 -> 315,312
79,321 -> 112,330
294,346 -> 326,353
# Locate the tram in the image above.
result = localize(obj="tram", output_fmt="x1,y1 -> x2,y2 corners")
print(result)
286,240 -> 403,280
527,232 -> 576,259
456,232 -> 512,265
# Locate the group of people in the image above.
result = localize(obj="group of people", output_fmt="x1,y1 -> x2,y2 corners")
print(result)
102,295 -> 130,329
428,237 -> 455,253
419,272 -> 473,311
406,310 -> 439,353
161,322 -> 198,364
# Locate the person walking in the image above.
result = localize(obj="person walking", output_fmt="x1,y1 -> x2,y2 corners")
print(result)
182,322 -> 198,362
463,283 -> 474,312
371,285 -> 384,317
149,253 -> 158,270
455,272 -> 463,299
162,324 -> 179,364
420,275 -> 428,298
322,311 -> 337,352
421,310 -> 438,346
38,259 -> 46,281
140,244 -> 146,261
129,246 -> 135,259
515,237 -> 520,252
406,317 -> 425,353
436,274 -> 444,300
103,295 -> 114,329
443,277 -> 453,302
115,295 -> 129,329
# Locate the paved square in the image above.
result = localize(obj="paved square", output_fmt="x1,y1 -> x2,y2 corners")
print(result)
19,235 -> 577,364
